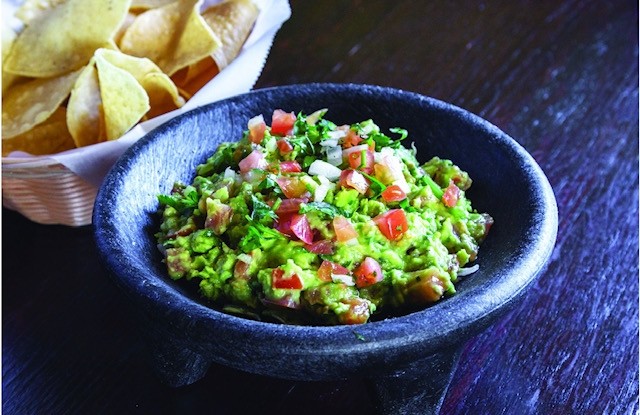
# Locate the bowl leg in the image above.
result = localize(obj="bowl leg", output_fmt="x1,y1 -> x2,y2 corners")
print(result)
367,347 -> 461,415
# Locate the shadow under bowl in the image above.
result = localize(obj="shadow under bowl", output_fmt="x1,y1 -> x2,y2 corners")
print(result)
93,83 -> 558,414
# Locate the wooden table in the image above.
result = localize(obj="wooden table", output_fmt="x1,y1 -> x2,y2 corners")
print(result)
3,1 -> 638,413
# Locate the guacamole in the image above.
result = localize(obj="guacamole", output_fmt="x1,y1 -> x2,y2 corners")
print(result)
155,109 -> 493,325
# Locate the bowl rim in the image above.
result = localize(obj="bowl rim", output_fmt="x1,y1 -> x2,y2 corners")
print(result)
94,82 -> 558,357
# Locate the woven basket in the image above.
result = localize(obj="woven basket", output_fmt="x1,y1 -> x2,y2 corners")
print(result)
2,157 -> 97,226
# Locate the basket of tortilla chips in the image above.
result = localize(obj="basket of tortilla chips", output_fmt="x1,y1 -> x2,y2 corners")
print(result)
2,0 -> 290,226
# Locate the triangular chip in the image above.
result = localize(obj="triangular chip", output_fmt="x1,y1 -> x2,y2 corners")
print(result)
2,67 -> 83,138
2,107 -> 75,156
13,0 -> 66,24
67,61 -> 107,147
171,56 -> 219,100
94,53 -> 150,141
202,0 -> 258,70
4,0 -> 131,77
129,0 -> 175,12
118,0 -> 221,76
95,48 -> 184,118
2,23 -> 20,94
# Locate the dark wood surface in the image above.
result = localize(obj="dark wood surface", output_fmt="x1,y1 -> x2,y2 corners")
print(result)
3,1 -> 638,414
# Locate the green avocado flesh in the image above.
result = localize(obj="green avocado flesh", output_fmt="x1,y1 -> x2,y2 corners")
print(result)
156,109 -> 493,325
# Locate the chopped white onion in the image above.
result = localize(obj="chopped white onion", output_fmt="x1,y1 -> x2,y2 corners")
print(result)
223,167 -> 237,179
247,114 -> 264,129
331,274 -> 355,286
327,129 -> 347,139
457,264 -> 480,276
320,138 -> 339,147
308,160 -> 342,181
326,146 -> 343,166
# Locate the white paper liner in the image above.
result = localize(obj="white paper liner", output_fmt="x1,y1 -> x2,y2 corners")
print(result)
2,0 -> 291,187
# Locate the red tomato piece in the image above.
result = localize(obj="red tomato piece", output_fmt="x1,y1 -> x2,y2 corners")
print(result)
332,215 -> 358,242
238,150 -> 267,173
276,176 -> 309,199
304,239 -> 335,255
373,209 -> 408,241
353,257 -> 383,288
247,115 -> 266,144
271,109 -> 296,136
275,197 -> 308,215
317,260 -> 350,282
272,268 -> 303,290
290,214 -> 314,244
280,160 -> 302,173
274,212 -> 295,237
381,184 -> 407,203
339,169 -> 369,194
442,181 -> 460,207
341,128 -> 363,148
276,138 -> 294,155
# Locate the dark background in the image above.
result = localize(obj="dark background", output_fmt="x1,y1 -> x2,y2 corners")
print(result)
3,1 -> 638,414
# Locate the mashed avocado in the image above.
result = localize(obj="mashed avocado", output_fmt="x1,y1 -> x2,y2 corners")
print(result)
156,109 -> 493,325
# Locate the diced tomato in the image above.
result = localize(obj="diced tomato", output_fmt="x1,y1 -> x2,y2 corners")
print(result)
238,150 -> 267,173
280,160 -> 302,173
317,260 -> 350,282
233,258 -> 251,280
204,202 -> 233,235
373,209 -> 408,241
442,181 -> 460,207
275,197 -> 308,215
276,139 -> 294,155
332,215 -> 358,242
353,257 -> 384,288
341,128 -> 363,148
381,184 -> 407,203
338,169 -> 369,194
290,214 -> 314,244
271,109 -> 296,136
339,298 -> 371,325
271,268 -> 303,290
304,239 -> 335,255
276,176 -> 309,199
247,115 -> 266,144
274,212 -> 295,237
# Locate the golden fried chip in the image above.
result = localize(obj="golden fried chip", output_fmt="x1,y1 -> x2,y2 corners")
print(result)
95,49 -> 184,117
1,23 -> 20,94
171,56 -> 219,100
2,68 -> 83,138
4,0 -> 131,77
119,0 -> 221,76
202,0 -> 258,70
94,53 -> 150,141
2,107 -> 75,156
67,62 -> 106,147
13,0 -> 65,24
130,0 -> 175,12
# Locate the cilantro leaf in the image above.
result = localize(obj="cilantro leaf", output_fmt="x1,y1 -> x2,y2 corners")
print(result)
250,194 -> 277,222
158,185 -> 199,211
299,202 -> 344,218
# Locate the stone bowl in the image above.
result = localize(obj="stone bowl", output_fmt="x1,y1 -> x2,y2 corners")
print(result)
93,83 -> 558,414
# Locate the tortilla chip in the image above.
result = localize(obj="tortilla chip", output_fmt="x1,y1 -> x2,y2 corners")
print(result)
129,0 -> 176,12
2,68 -> 83,138
4,0 -> 131,77
67,61 -> 107,147
202,0 -> 259,70
171,56 -> 219,100
2,107 -> 75,156
1,23 -> 20,94
96,48 -> 184,117
118,0 -> 221,76
94,53 -> 150,141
